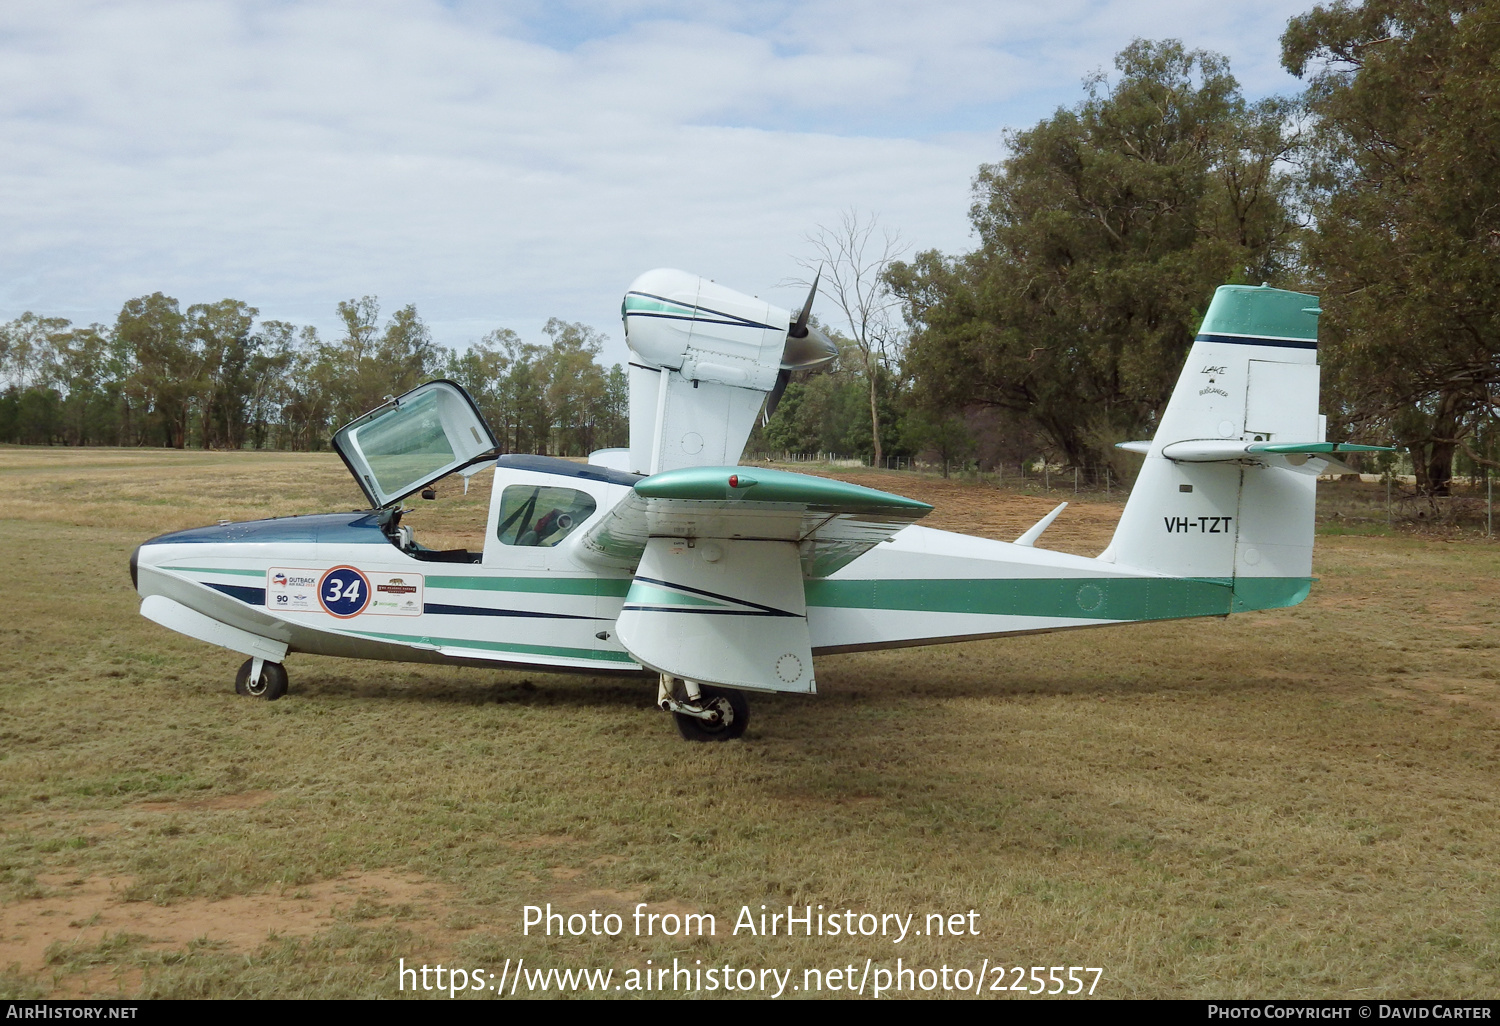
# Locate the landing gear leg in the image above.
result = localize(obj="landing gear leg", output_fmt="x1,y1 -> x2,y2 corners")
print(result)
657,673 -> 748,741
235,657 -> 288,700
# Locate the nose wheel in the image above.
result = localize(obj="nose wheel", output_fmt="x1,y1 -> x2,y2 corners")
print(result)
658,675 -> 748,741
235,657 -> 288,701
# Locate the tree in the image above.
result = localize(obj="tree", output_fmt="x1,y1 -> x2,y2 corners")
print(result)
0,313 -> 67,392
0,292 -> 632,456
244,320 -> 297,450
116,293 -> 191,447
900,409 -> 976,477
540,318 -> 609,455
447,328 -> 518,445
316,297 -> 446,432
54,325 -> 121,445
1283,0 -> 1500,494
802,209 -> 908,466
186,299 -> 259,448
889,40 -> 1298,472
755,324 -> 907,459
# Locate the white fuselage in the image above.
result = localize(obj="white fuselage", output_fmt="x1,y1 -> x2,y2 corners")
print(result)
133,455 -> 1220,682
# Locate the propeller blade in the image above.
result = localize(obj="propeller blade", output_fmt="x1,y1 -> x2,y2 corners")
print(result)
788,267 -> 820,339
761,368 -> 793,426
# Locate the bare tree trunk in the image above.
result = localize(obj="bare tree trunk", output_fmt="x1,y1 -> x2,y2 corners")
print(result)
1410,388 -> 1465,496
801,208 -> 907,468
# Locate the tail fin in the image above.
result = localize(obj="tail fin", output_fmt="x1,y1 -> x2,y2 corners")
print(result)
1101,284 -> 1326,612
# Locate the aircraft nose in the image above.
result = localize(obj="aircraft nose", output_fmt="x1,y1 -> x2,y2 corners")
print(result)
130,544 -> 140,591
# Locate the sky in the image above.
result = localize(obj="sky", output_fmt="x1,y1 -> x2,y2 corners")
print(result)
0,0 -> 1318,365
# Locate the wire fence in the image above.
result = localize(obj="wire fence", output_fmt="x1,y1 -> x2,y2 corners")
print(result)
744,453 -> 1497,535
743,452 -> 1126,496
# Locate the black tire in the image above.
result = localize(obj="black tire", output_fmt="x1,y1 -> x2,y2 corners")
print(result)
234,658 -> 288,701
672,685 -> 748,742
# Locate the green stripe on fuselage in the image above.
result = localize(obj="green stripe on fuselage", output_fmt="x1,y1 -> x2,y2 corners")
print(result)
426,576 -> 631,597
804,576 -> 1311,621
168,567 -> 1310,623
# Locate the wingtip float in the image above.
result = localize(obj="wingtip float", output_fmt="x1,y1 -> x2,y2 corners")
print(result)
132,273 -> 1393,741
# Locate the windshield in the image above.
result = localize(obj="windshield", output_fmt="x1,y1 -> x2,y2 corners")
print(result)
333,380 -> 497,508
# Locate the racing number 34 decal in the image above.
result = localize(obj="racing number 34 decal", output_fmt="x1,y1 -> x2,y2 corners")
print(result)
267,567 -> 422,617
319,566 -> 371,618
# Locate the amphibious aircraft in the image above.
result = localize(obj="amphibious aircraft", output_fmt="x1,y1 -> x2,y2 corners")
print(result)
131,270 -> 1389,740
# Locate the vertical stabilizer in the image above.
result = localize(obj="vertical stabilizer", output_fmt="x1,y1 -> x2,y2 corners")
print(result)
1102,285 -> 1323,612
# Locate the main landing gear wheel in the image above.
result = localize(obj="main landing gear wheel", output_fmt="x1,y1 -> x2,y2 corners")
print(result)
671,685 -> 749,742
235,658 -> 288,701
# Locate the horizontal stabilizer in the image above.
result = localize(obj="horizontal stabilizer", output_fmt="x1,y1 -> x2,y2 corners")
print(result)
1116,438 -> 1393,476
578,466 -> 932,577
1161,440 -> 1392,462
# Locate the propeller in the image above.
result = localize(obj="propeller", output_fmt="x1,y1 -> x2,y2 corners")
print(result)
788,267 -> 819,339
762,270 -> 839,425
762,368 -> 793,425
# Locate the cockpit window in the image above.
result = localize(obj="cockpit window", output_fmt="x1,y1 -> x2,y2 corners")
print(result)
496,486 -> 596,547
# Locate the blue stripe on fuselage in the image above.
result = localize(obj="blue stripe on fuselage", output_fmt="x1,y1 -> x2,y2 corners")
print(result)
205,582 -> 267,605
200,582 -> 605,623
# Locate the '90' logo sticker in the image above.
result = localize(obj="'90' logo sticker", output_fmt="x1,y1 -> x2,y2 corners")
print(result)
319,566 -> 371,618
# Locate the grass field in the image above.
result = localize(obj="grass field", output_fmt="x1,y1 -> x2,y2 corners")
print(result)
1,446 -> 1498,999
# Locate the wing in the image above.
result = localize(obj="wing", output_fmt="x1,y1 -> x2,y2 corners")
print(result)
576,466 -> 933,577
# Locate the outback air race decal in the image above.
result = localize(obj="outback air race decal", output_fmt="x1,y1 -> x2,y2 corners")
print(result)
267,567 -> 423,617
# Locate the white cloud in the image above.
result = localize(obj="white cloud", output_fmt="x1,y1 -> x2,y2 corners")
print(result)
0,0 -> 1315,363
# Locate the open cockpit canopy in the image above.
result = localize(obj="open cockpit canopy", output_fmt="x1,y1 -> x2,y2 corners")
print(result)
332,380 -> 498,509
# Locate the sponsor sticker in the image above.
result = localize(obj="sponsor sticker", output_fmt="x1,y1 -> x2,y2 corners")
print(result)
267,568 -> 424,617
267,567 -> 320,611
368,572 -> 424,616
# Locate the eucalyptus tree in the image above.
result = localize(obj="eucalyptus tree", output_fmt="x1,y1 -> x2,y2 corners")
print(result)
186,299 -> 259,448
890,40 -> 1299,472
1283,0 -> 1500,494
116,293 -> 191,447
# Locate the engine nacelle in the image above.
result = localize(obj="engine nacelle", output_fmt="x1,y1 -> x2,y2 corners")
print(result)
624,269 -> 788,387
623,269 -> 791,476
